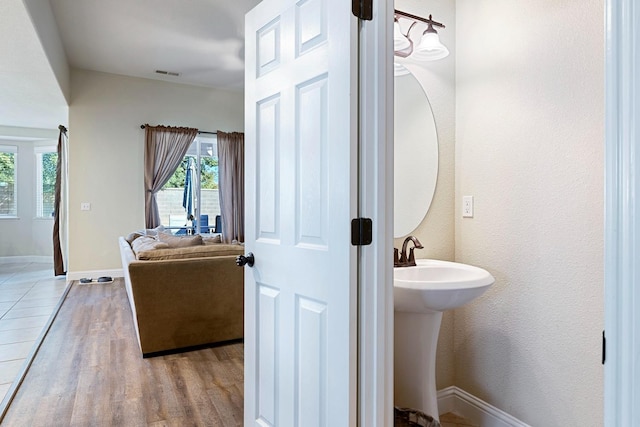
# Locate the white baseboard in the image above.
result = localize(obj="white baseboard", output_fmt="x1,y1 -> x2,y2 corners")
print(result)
0,256 -> 52,264
0,257 -> 124,282
438,386 -> 531,427
67,268 -> 123,281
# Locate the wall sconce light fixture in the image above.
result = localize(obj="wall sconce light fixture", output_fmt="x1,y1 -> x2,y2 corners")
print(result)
394,10 -> 449,74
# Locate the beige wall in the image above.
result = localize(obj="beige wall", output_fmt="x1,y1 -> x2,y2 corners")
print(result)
394,0 -> 457,390
0,139 -> 57,258
455,0 -> 604,425
23,0 -> 70,103
68,69 -> 243,273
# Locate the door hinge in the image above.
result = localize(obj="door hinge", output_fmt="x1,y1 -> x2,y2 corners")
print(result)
602,330 -> 606,365
351,218 -> 373,246
352,0 -> 373,21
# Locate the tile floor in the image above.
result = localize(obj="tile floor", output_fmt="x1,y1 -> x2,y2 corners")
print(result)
0,261 -> 68,403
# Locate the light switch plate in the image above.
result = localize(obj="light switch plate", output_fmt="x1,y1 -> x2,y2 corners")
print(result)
463,196 -> 473,218
81,202 -> 91,211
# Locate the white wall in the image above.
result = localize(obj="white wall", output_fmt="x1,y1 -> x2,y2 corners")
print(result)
0,138 -> 57,258
455,0 -> 604,425
68,69 -> 244,273
394,0 -> 457,390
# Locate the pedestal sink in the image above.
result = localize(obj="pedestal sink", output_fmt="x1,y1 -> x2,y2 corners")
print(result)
394,259 -> 495,422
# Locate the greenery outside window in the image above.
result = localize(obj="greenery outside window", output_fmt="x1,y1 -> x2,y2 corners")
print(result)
0,145 -> 18,217
158,135 -> 219,234
35,146 -> 58,218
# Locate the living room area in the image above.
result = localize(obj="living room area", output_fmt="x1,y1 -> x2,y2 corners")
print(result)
0,0 -> 254,424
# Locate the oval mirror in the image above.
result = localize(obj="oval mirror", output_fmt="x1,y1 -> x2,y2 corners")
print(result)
394,70 -> 438,238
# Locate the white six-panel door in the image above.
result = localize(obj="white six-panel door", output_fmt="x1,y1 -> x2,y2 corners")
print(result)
244,0 -> 358,426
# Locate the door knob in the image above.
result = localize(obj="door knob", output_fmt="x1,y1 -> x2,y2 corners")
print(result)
236,252 -> 255,267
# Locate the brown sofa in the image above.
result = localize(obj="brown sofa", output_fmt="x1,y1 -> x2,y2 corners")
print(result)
118,235 -> 245,356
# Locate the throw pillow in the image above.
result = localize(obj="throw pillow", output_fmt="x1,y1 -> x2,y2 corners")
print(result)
131,235 -> 170,254
144,225 -> 165,236
157,232 -> 203,248
202,234 -> 223,244
125,232 -> 145,245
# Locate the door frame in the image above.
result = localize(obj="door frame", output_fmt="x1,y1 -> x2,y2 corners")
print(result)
604,0 -> 640,424
356,0 -> 394,425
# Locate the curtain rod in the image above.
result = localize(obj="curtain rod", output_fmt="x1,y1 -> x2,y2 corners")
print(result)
139,124 -> 216,135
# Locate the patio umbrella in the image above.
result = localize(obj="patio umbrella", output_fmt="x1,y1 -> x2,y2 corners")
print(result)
182,157 -> 196,221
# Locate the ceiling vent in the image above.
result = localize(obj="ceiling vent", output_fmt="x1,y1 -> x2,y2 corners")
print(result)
155,70 -> 180,77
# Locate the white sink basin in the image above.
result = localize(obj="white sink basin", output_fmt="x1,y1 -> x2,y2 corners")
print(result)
394,259 -> 495,313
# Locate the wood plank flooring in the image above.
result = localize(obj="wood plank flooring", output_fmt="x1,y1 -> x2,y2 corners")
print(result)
0,279 -> 244,427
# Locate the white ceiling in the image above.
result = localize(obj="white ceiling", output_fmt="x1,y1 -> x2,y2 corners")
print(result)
50,0 -> 261,90
0,0 -> 261,133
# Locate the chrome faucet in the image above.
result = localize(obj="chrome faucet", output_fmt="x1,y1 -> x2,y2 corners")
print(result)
394,236 -> 424,267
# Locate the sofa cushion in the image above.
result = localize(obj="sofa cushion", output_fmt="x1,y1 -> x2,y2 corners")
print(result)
131,235 -> 170,254
157,232 -> 203,248
136,243 -> 244,261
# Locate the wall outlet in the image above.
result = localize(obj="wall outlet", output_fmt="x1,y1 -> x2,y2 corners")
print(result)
462,196 -> 474,218
80,202 -> 91,211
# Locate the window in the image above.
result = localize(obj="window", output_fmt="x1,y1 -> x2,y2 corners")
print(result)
157,135 -> 219,234
0,145 -> 18,217
35,146 -> 58,218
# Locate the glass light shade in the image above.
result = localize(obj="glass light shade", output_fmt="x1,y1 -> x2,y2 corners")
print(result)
411,31 -> 449,61
394,62 -> 410,77
394,20 -> 411,51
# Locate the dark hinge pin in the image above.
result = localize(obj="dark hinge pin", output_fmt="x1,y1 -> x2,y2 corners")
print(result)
351,218 -> 373,246
352,0 -> 373,21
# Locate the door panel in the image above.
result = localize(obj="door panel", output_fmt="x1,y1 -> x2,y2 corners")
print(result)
295,296 -> 327,426
257,95 -> 281,241
256,284 -> 279,425
295,75 -> 328,247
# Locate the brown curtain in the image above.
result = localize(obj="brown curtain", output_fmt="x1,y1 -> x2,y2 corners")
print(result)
217,131 -> 244,243
144,125 -> 198,228
53,125 -> 68,276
